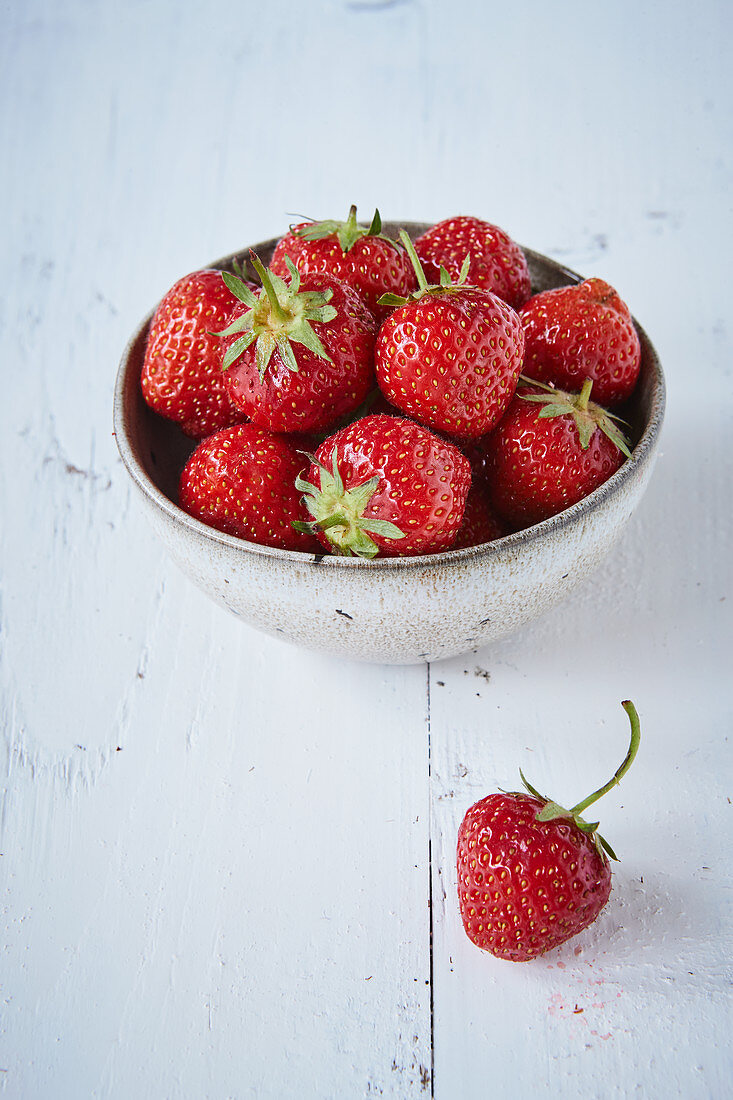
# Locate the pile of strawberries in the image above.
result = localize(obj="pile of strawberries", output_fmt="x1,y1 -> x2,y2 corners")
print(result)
141,208 -> 642,558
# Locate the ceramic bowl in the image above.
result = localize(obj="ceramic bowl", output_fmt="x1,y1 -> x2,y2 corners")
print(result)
113,224 -> 665,664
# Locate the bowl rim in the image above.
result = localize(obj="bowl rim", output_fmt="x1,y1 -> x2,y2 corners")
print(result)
113,238 -> 666,573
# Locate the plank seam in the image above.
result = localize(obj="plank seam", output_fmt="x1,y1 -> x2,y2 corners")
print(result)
427,661 -> 435,1098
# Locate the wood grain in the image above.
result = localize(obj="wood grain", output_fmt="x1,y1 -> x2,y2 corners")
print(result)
1,1 -> 731,1097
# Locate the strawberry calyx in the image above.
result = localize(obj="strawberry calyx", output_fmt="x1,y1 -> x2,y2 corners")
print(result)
518,700 -> 641,862
292,451 -> 405,559
293,204 -> 389,253
215,254 -> 338,379
518,375 -> 632,459
378,228 -> 473,309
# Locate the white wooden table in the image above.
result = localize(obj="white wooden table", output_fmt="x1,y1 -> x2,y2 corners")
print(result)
2,2 -> 731,1097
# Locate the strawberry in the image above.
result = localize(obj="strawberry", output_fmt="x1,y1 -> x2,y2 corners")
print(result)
179,423 -> 321,552
485,378 -> 631,529
375,232 -> 525,440
519,278 -> 641,407
414,215 -> 531,310
141,269 -> 248,439
459,436 -> 500,487
293,414 -> 471,558
451,482 -> 506,549
218,255 -> 377,434
457,700 -> 641,961
270,205 -> 417,321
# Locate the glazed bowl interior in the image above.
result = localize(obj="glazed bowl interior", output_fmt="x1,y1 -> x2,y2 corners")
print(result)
114,224 -> 665,663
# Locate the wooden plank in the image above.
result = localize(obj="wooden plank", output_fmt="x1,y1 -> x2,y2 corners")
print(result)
2,576 -> 433,1096
429,541 -> 732,1097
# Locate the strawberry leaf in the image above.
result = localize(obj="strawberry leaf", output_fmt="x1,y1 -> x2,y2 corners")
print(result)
221,332 -> 256,371
294,473 -> 321,501
457,253 -> 471,285
597,833 -> 619,862
348,529 -> 381,559
255,332 -> 277,378
221,271 -> 258,307
367,208 -> 382,235
536,800 -> 573,822
282,256 -> 301,292
598,416 -> 632,460
517,770 -> 545,805
518,768 -> 549,803
378,291 -> 410,309
331,452 -> 345,497
534,401 -> 577,418
215,314 -> 254,338
359,517 -> 406,538
275,333 -> 299,374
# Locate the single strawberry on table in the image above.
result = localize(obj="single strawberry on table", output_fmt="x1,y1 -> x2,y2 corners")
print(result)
293,413 -> 471,558
270,205 -> 417,322
179,422 -> 320,552
414,215 -> 531,310
218,254 -> 377,435
141,268 -> 249,439
375,231 -> 525,440
457,700 -> 641,961
519,277 -> 641,407
484,377 -> 632,530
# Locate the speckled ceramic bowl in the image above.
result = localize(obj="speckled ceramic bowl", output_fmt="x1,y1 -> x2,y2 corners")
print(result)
113,224 -> 665,664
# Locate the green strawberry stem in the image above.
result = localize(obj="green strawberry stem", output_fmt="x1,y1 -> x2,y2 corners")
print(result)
398,229 -> 431,295
249,252 -> 289,325
520,699 -> 641,861
569,700 -> 641,816
378,231 -> 472,309
342,203 -> 363,245
576,377 -> 594,412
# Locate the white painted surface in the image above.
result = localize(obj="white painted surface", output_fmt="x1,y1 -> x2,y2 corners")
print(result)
1,2 -> 731,1098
